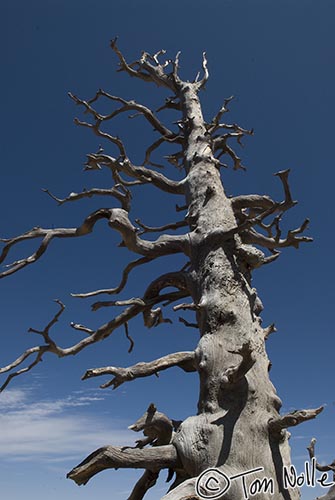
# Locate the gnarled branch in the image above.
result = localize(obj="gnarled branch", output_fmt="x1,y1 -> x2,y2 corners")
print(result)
70,89 -> 177,139
0,208 -> 112,278
110,38 -> 178,91
82,351 -> 196,389
43,185 -> 131,211
241,219 -> 312,250
1,279 -> 191,390
142,271 -> 190,327
269,406 -> 324,436
220,343 -> 255,387
72,256 -> 153,299
85,153 -> 186,195
128,403 -> 174,447
67,444 -> 179,486
0,208 -> 188,279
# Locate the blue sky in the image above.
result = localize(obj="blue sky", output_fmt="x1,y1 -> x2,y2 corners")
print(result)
1,1 -> 334,499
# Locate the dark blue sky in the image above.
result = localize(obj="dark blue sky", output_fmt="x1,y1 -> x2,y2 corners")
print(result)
1,1 -> 334,499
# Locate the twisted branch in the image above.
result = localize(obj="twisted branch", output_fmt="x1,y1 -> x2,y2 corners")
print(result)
142,271 -> 190,328
0,285 -> 189,390
0,208 -> 112,278
71,89 -> 176,139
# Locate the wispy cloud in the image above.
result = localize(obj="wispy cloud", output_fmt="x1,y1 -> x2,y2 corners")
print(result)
0,388 -> 133,463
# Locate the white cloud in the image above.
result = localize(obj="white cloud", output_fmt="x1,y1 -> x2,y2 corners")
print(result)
0,388 -> 28,408
0,388 -> 133,463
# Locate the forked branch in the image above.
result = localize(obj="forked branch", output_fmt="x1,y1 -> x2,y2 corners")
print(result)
0,209 -> 188,280
0,208 -> 112,278
233,170 -> 312,252
70,90 -> 177,139
85,153 -> 186,195
110,38 -> 178,91
1,273 -> 191,390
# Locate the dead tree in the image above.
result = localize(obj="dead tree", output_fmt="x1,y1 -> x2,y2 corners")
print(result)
0,40 -> 323,499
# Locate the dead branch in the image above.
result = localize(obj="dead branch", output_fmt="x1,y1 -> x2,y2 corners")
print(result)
233,170 -> 300,245
125,401 -> 181,496
91,289 -> 187,314
124,322 -> 135,353
178,317 -> 198,329
135,218 -> 187,235
0,208 -> 112,278
110,38 -> 178,91
128,470 -> 160,500
220,343 -> 256,387
82,351 -> 196,389
231,194 -> 276,212
307,438 -> 335,473
0,300 -> 66,391
0,208 -> 188,280
129,403 -> 174,447
212,129 -> 253,171
142,271 -> 190,328
241,219 -> 312,250
0,346 -> 48,392
0,276 -> 192,390
91,298 -> 147,308
85,153 -> 186,195
196,52 -> 209,90
0,295 -> 163,389
72,256 -> 153,299
268,406 -> 324,436
67,444 -> 179,486
72,89 -> 176,139
70,89 -> 183,169
156,96 -> 181,113
173,303 -> 198,312
143,135 -> 182,166
208,96 -> 234,133
108,208 -> 189,257
43,185 -> 131,211
224,143 -> 246,171
70,322 -> 95,335
263,323 -> 277,340
74,116 -> 127,157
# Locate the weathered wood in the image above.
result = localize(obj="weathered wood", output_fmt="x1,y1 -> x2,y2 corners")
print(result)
1,41 -> 319,500
67,445 -> 179,486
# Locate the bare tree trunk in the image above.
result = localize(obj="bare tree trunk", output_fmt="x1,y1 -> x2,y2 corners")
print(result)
1,42 -> 321,499
159,84 -> 296,500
